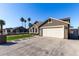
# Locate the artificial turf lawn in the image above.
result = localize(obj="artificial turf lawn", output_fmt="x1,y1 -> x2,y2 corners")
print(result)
7,34 -> 32,41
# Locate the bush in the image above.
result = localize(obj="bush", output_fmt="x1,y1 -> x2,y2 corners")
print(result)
0,35 -> 7,44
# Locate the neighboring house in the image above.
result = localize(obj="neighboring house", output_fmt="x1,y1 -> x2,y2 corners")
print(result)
3,28 -> 13,35
3,26 -> 28,35
29,21 -> 43,34
13,26 -> 28,34
69,29 -> 79,39
29,17 -> 70,39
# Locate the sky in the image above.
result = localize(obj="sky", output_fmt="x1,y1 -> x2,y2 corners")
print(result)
0,3 -> 79,28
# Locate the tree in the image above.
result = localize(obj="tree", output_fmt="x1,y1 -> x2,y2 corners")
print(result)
20,17 -> 25,27
29,23 -> 32,28
27,17 -> 31,28
24,20 -> 27,28
0,20 -> 5,35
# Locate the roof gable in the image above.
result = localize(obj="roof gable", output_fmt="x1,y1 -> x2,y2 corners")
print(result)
29,21 -> 43,28
39,17 -> 70,28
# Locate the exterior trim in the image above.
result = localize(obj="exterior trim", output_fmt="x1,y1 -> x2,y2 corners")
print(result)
51,18 -> 70,24
40,25 -> 64,29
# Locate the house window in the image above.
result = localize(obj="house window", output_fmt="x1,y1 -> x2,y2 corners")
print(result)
35,28 -> 37,33
33,28 -> 34,33
7,29 -> 10,32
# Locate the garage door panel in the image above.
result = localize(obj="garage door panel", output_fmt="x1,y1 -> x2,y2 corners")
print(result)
43,27 -> 64,38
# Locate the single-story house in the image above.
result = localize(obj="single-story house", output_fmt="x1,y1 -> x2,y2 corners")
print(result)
29,17 -> 70,39
13,26 -> 28,34
3,26 -> 28,35
29,21 -> 43,34
69,28 -> 79,39
3,28 -> 13,35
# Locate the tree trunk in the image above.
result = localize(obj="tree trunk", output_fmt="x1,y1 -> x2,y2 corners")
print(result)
1,25 -> 3,35
22,22 -> 23,27
25,23 -> 26,28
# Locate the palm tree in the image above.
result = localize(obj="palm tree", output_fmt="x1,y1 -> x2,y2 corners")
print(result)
0,20 -> 5,35
20,17 -> 25,27
27,17 -> 31,28
27,17 -> 31,22
24,20 -> 27,28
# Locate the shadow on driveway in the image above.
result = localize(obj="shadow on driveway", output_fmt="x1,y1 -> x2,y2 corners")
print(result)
68,38 -> 79,40
0,42 -> 17,46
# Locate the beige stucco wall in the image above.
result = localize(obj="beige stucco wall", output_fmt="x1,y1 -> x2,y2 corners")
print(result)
29,24 -> 39,34
64,27 -> 68,39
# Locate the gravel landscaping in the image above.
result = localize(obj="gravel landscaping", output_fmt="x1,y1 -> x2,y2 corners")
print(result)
0,36 -> 79,56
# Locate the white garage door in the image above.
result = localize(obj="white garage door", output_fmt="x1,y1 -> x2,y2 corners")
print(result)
43,27 -> 64,38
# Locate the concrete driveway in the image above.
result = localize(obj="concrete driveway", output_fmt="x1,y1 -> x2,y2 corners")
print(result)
0,36 -> 79,56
